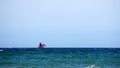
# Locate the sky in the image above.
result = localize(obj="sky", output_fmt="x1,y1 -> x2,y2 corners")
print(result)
0,0 -> 120,48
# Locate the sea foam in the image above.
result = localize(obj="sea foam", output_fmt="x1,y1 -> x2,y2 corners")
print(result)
85,65 -> 101,68
0,49 -> 3,52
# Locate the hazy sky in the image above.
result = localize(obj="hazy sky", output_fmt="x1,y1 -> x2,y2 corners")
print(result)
0,0 -> 120,47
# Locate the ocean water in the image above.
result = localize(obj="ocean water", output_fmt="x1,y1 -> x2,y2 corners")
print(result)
0,48 -> 120,68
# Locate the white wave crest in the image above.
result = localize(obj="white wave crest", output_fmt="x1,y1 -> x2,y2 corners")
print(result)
85,65 -> 101,68
0,49 -> 4,52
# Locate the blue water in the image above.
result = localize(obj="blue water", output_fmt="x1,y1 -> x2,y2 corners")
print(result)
0,48 -> 120,68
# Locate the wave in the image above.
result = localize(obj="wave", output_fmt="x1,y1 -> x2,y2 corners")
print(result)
85,65 -> 101,68
0,49 -> 4,52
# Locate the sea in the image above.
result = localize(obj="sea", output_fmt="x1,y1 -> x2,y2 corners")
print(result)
0,48 -> 120,68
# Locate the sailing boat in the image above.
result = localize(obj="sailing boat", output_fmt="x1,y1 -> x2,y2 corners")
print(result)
38,42 -> 46,48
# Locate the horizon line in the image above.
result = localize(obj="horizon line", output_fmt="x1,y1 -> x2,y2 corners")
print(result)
0,47 -> 120,48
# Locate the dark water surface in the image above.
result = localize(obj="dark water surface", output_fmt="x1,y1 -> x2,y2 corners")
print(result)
0,48 -> 120,68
